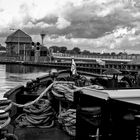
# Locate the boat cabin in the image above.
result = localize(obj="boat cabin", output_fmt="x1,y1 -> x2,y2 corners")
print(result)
75,88 -> 140,140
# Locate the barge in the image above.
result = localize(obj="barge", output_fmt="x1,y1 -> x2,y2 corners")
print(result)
0,64 -> 140,139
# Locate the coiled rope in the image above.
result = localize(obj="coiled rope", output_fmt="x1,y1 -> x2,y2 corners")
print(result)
0,99 -> 18,140
58,109 -> 76,137
51,82 -> 103,136
11,81 -> 74,129
12,81 -> 75,108
0,117 -> 11,129
12,82 -> 54,108
0,99 -> 12,129
52,83 -> 75,102
10,80 -> 103,135
12,80 -> 102,108
15,99 -> 55,128
51,83 -> 77,136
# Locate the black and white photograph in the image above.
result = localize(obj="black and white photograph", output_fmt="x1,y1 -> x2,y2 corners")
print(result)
0,0 -> 140,139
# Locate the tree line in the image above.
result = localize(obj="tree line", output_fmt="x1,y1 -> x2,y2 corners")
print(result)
49,46 -> 131,56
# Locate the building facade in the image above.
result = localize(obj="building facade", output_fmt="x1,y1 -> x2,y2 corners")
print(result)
5,29 -> 32,57
5,29 -> 50,62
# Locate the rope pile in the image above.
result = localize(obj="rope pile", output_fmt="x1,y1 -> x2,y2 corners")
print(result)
0,99 -> 12,129
51,82 -> 75,102
9,80 -> 103,137
51,82 -> 103,137
15,99 -> 55,128
51,82 -> 76,136
0,98 -> 18,140
58,109 -> 76,136
12,82 -> 54,108
12,81 -> 102,109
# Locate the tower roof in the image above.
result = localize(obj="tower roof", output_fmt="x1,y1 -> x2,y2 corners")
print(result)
5,29 -> 32,43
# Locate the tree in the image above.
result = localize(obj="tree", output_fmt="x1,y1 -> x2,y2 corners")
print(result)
111,52 -> 116,55
82,50 -> 91,55
71,47 -> 81,54
49,46 -> 60,53
59,46 -> 67,53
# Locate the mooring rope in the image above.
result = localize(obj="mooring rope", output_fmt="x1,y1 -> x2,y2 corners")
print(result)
9,80 -> 103,136
51,83 -> 77,136
12,83 -> 54,108
51,82 -> 103,136
12,81 -> 75,108
0,99 -> 18,140
15,98 -> 55,128
58,109 -> 76,136
11,79 -> 103,108
52,83 -> 75,102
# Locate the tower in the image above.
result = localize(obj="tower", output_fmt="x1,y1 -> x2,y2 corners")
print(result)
40,31 -> 46,45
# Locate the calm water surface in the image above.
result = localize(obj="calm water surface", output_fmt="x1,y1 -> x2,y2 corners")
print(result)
0,64 -> 56,98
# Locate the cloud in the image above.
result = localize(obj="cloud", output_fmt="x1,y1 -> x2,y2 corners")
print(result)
56,17 -> 71,29
1,0 -> 140,53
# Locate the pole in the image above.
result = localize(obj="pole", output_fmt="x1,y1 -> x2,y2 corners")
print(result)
18,31 -> 19,55
49,48 -> 52,62
24,44 -> 25,61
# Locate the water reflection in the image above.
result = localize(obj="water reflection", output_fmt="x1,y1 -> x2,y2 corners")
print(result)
6,64 -> 50,73
0,64 -> 53,98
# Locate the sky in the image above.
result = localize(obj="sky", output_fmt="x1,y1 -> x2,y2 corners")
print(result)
0,0 -> 140,54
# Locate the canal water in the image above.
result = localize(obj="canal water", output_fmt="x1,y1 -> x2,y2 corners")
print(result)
0,64 -> 57,98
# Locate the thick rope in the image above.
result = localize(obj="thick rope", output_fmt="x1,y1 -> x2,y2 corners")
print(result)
4,133 -> 18,140
12,80 -> 101,108
0,117 -> 11,129
12,81 -> 75,108
0,100 -> 18,140
0,103 -> 12,112
52,83 -> 75,101
51,83 -> 103,137
10,80 -> 103,136
15,99 -> 55,128
51,83 -> 77,136
58,109 -> 76,136
12,83 -> 54,107
0,100 -> 12,129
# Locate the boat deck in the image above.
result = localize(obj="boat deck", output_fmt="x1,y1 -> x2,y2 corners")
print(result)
9,125 -> 74,140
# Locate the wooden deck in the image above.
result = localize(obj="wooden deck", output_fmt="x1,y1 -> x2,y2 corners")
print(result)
9,125 -> 75,140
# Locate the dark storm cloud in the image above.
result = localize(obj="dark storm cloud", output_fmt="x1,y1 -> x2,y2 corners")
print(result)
21,0 -> 139,39
57,2 -> 136,39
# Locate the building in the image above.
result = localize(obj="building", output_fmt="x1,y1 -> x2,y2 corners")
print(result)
5,29 -> 50,62
5,29 -> 32,60
33,43 -> 51,62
